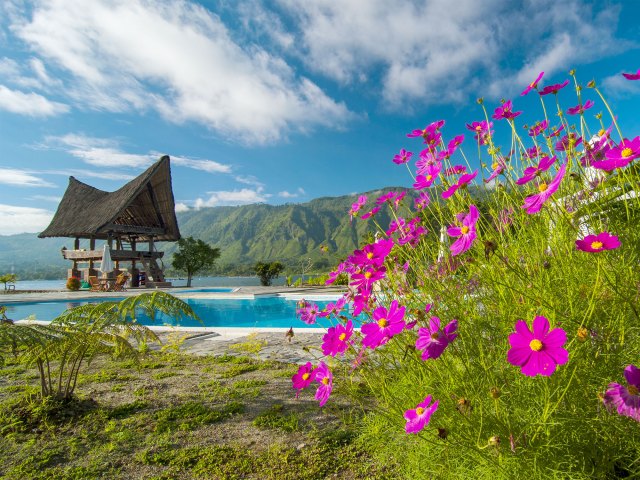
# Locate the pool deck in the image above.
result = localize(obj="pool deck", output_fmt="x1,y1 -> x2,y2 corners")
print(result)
2,286 -> 345,364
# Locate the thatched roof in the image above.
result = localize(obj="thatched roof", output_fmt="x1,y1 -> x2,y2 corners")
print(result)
39,156 -> 181,241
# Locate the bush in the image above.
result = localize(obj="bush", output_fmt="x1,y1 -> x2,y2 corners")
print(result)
293,70 -> 640,479
65,277 -> 80,291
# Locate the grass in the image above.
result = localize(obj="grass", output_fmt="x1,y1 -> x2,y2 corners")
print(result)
0,350 -> 396,479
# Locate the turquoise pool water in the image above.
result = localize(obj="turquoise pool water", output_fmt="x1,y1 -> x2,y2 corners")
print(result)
180,288 -> 235,293
3,296 -> 340,328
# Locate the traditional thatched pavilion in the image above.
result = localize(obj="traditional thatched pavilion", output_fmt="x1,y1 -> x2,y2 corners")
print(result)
39,156 -> 180,287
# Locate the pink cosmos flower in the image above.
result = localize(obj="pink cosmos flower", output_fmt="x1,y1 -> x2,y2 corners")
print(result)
322,295 -> 348,317
528,120 -> 548,137
415,317 -> 458,360
413,162 -> 442,190
592,136 -> 640,171
393,148 -> 413,165
465,120 -> 493,145
555,133 -> 582,152
603,364 -> 640,422
516,155 -> 556,185
361,206 -> 381,219
349,195 -> 367,221
445,165 -> 467,176
404,395 -> 439,434
522,162 -> 567,214
414,192 -> 430,210
622,69 -> 640,80
492,100 -> 522,121
321,320 -> 354,356
484,159 -> 505,183
581,133 -> 612,167
350,266 -> 386,295
313,361 -> 333,407
393,191 -> 406,209
349,238 -> 394,268
548,124 -> 565,138
376,191 -> 396,205
325,262 -> 346,286
525,146 -> 542,159
539,79 -> 569,96
292,362 -> 315,396
566,99 -> 595,115
361,300 -> 406,349
407,120 -> 445,147
575,232 -> 621,253
447,204 -> 479,256
416,149 -> 437,170
521,71 -> 544,96
297,301 -> 321,325
442,170 -> 478,199
507,316 -> 568,377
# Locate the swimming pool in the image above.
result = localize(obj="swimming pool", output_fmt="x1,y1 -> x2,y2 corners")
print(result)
3,296 -> 344,329
179,288 -> 236,293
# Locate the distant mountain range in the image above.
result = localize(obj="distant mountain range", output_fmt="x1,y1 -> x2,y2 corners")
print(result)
0,187 -> 419,279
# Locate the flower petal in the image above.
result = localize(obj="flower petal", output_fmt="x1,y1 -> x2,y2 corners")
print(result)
532,316 -> 550,338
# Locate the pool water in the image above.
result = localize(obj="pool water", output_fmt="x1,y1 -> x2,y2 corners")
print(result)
3,296 -> 346,329
180,288 -> 235,293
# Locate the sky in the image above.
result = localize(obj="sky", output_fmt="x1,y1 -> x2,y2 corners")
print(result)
0,0 -> 639,235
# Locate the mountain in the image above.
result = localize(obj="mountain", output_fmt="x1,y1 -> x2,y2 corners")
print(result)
0,187 -> 416,279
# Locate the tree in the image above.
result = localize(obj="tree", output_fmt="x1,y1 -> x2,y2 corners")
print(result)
0,292 -> 198,400
0,273 -> 16,291
172,237 -> 221,287
254,261 -> 285,286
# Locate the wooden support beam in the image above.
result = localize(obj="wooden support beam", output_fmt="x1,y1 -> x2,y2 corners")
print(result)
147,182 -> 166,229
102,224 -> 166,236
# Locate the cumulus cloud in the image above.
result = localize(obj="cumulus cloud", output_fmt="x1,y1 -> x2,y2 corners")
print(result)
278,187 -> 305,198
12,0 -> 353,144
0,168 -> 55,187
268,0 -> 631,106
174,202 -> 190,213
0,204 -> 54,235
194,188 -> 271,208
601,73 -> 640,98
0,84 -> 68,116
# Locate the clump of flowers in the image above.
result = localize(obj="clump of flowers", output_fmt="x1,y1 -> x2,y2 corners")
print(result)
293,68 -> 640,478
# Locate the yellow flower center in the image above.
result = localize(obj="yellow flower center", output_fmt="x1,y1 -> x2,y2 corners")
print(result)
302,373 -> 310,381
364,271 -> 372,279
492,162 -> 499,170
590,241 -> 603,250
426,174 -> 433,181
322,377 -> 330,385
529,82 -> 536,88
621,147 -> 633,158
476,125 -> 482,131
416,407 -> 425,415
430,332 -> 440,339
338,333 -> 347,341
529,339 -> 543,351
461,226 -> 470,234
629,385 -> 639,396
366,252 -> 374,259
377,318 -> 388,328
597,129 -> 606,137
538,183 -> 548,192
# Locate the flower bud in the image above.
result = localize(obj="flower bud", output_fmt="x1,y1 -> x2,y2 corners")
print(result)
577,326 -> 588,342
587,80 -> 596,88
489,387 -> 500,399
488,435 -> 500,447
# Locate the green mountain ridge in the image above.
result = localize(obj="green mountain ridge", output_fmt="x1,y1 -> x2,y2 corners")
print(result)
0,187 -> 416,279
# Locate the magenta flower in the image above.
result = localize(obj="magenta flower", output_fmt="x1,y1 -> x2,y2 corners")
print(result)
361,300 -> 406,349
516,155 -> 556,185
349,238 -> 394,269
525,145 -> 542,159
361,205 -> 381,219
376,191 -> 396,205
507,316 -> 568,377
292,362 -> 315,396
349,195 -> 367,221
350,266 -> 386,294
592,136 -> 640,171
447,204 -> 479,256
393,148 -> 413,165
566,99 -> 594,115
297,301 -> 321,325
522,162 -> 567,214
521,71 -> 544,96
393,191 -> 406,209
555,133 -> 582,152
484,159 -> 505,183
322,295 -> 348,317
444,165 -> 467,176
404,395 -> 439,434
442,170 -> 478,199
466,120 -> 493,145
415,317 -> 458,360
313,361 -> 333,407
492,100 -> 522,121
622,69 -> 640,80
548,124 -> 565,138
413,162 -> 442,190
407,121 -> 445,147
603,364 -> 640,422
575,232 -> 621,253
528,120 -> 548,137
539,79 -> 569,96
414,191 -> 430,210
321,320 -> 354,356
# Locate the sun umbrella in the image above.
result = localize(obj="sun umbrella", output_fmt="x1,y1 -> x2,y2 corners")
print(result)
100,244 -> 114,274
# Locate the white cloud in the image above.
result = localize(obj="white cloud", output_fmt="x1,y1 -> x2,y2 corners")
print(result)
270,0 -> 631,106
0,168 -> 55,187
0,204 -> 54,235
174,202 -> 190,213
194,188 -> 271,208
234,175 -> 265,188
0,84 -> 68,116
45,134 -> 232,173
13,0 -> 353,144
601,73 -> 640,98
31,195 -> 62,202
278,187 -> 305,198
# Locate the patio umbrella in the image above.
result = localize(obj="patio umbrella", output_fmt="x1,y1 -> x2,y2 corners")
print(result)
100,244 -> 114,274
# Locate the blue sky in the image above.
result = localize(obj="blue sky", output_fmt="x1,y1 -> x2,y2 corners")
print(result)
0,0 -> 639,235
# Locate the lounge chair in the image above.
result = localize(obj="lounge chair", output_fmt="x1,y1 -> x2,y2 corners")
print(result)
88,276 -> 105,292
110,274 -> 128,292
